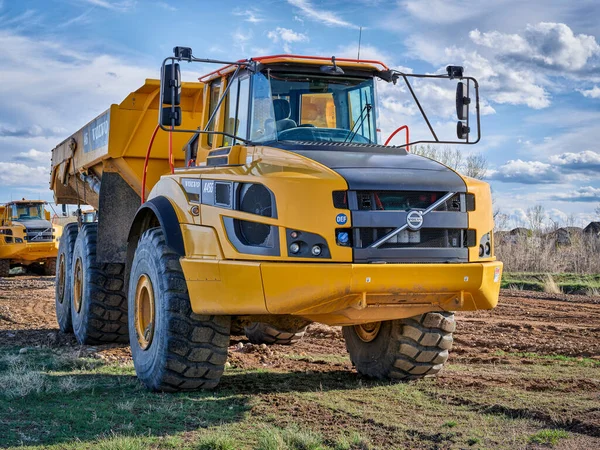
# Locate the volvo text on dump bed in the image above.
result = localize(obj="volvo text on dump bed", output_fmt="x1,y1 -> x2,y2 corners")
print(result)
50,48 -> 502,391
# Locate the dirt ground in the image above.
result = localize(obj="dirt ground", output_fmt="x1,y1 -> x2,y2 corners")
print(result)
1,276 -> 599,448
1,276 -> 598,366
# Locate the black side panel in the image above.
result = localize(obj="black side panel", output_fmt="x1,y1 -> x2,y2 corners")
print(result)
97,172 -> 141,263
132,197 -> 186,257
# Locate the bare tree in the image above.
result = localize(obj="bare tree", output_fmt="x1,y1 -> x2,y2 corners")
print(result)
595,204 -> 600,219
412,145 -> 487,180
526,204 -> 546,234
464,153 -> 488,179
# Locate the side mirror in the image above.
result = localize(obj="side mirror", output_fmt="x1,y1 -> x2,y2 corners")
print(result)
161,106 -> 182,127
457,121 -> 470,139
455,82 -> 470,121
162,63 -> 181,106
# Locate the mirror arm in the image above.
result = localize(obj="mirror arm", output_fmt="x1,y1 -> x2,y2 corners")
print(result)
400,74 -> 439,142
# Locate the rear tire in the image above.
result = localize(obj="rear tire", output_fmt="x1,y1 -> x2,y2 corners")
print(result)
343,312 -> 455,380
245,322 -> 307,345
70,223 -> 128,344
0,260 -> 9,277
128,228 -> 230,392
44,258 -> 57,276
55,224 -> 78,333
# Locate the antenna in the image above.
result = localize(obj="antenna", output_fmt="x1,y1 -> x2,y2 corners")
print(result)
357,27 -> 362,60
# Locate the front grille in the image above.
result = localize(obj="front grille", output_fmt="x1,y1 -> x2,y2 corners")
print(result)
353,228 -> 465,249
357,191 -> 462,211
25,228 -> 53,242
333,189 -> 475,263
334,190 -> 467,212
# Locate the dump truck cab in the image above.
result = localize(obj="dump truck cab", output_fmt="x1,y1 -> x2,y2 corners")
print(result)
0,200 -> 61,276
50,49 -> 501,391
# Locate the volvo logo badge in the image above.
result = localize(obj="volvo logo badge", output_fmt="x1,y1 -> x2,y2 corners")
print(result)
406,210 -> 424,230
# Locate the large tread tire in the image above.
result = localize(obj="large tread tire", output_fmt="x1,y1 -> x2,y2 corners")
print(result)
128,227 -> 231,392
245,322 -> 307,345
0,260 -> 10,277
44,258 -> 57,276
70,223 -> 128,344
343,312 -> 455,380
55,223 -> 78,333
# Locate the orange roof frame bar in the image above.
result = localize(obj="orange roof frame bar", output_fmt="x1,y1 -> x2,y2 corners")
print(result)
198,54 -> 389,82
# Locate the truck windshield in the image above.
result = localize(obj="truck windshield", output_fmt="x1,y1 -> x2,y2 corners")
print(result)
11,203 -> 44,221
250,71 -> 377,145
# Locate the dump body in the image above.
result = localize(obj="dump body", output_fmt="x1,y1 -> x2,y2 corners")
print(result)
50,79 -> 205,209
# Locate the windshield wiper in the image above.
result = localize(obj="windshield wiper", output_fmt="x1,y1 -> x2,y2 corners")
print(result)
344,102 -> 372,144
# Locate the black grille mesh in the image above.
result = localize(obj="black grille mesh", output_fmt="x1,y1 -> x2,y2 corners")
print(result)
354,228 -> 464,249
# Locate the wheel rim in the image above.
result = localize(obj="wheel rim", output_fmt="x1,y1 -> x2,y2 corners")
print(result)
57,254 -> 65,303
354,322 -> 381,342
135,274 -> 155,350
73,258 -> 83,313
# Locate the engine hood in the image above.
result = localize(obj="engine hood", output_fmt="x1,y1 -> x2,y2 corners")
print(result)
14,219 -> 53,230
275,143 -> 467,192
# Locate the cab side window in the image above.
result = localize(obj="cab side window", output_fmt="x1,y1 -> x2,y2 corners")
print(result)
223,76 -> 250,146
206,80 -> 221,146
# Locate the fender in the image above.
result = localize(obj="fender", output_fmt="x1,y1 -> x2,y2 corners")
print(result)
128,196 -> 186,256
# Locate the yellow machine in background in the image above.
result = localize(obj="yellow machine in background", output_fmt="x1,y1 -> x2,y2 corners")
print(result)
50,48 -> 502,391
0,200 -> 62,277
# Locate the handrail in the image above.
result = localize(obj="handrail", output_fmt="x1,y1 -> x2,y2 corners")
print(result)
385,125 -> 410,151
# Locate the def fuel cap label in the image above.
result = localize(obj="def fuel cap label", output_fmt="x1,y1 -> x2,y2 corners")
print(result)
336,213 -> 348,225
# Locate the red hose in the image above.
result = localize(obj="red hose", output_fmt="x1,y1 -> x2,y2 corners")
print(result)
385,125 -> 410,150
141,124 -> 160,204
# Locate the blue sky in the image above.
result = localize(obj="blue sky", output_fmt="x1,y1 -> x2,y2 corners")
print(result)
0,0 -> 599,227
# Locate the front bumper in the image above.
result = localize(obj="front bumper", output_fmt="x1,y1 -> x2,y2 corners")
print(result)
0,241 -> 57,263
181,259 -> 503,326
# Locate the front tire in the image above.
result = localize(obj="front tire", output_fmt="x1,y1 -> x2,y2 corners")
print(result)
44,258 -> 57,276
343,312 -> 455,380
128,228 -> 231,392
70,223 -> 128,344
245,322 -> 307,345
0,260 -> 10,277
55,223 -> 78,333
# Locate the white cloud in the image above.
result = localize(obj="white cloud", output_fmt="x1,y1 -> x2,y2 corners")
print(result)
488,160 -> 561,184
78,0 -> 135,12
287,0 -> 359,29
13,149 -> 51,164
402,0 -> 484,25
233,8 -> 264,23
578,86 -> 600,98
156,2 -> 176,12
0,162 -> 48,187
549,150 -> 600,173
232,29 -> 253,53
551,186 -> 600,202
445,47 -> 551,109
470,23 -> 600,72
0,30 -> 151,134
267,27 -> 308,53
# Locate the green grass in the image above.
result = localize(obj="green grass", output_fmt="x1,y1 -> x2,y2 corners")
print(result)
501,272 -> 600,294
0,346 -> 597,449
529,429 -> 570,446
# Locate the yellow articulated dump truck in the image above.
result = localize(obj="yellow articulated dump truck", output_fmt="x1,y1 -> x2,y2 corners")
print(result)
0,200 -> 62,277
50,47 -> 502,391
